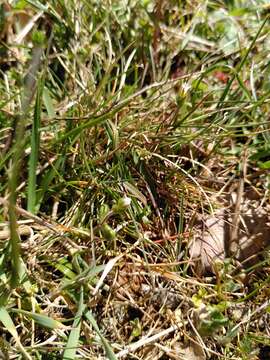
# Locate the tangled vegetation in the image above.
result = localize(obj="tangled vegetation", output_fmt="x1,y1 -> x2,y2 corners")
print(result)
0,1 -> 270,359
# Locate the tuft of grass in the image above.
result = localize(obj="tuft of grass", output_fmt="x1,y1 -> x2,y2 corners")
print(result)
0,0 -> 270,358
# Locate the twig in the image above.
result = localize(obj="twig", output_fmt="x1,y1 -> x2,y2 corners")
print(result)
229,147 -> 248,255
116,325 -> 178,358
0,197 -> 81,251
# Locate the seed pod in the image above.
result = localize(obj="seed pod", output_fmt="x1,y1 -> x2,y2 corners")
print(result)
101,224 -> 116,241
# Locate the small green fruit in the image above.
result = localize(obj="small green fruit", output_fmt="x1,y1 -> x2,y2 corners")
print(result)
101,224 -> 116,241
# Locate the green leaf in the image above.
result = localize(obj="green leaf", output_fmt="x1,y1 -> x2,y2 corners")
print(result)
123,182 -> 147,205
58,264 -> 105,292
259,160 -> 270,169
11,309 -> 66,330
84,309 -> 117,360
43,87 -> 56,118
35,156 -> 64,211
54,258 -> 77,280
130,318 -> 142,338
32,30 -> 46,46
0,308 -> 32,359
63,287 -> 85,360
0,307 -> 19,339
27,76 -> 44,214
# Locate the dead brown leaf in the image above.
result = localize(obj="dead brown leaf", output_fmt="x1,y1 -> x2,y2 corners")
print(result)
189,209 -> 225,274
173,341 -> 206,360
189,196 -> 270,274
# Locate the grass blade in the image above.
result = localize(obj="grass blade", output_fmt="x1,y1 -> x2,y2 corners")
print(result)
11,308 -> 66,330
62,287 -> 85,360
27,77 -> 44,214
8,44 -> 43,287
218,14 -> 269,106
84,309 -> 117,360
0,307 -> 32,359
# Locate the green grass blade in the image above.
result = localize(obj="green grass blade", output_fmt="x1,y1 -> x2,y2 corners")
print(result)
0,307 -> 32,359
84,309 -> 117,360
8,44 -> 43,287
27,77 -> 44,214
43,86 -> 56,118
62,287 -> 85,360
11,308 -> 66,330
57,264 -> 105,293
218,14 -> 269,106
0,307 -> 19,339
35,156 -> 64,211
53,257 -> 77,280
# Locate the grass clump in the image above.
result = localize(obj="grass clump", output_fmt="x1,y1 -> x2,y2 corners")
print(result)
0,1 -> 270,359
